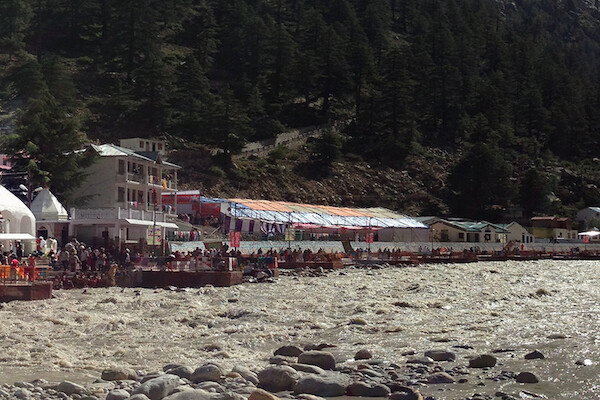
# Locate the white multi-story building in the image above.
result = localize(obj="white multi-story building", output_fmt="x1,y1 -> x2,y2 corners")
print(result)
119,138 -> 167,156
68,143 -> 180,249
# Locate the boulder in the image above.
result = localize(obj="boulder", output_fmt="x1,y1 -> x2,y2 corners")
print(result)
298,351 -> 336,370
13,389 -> 31,400
293,376 -> 348,397
133,374 -> 181,400
192,365 -> 223,383
274,345 -> 304,358
269,355 -> 294,365
232,366 -> 259,385
354,349 -> 373,360
427,372 -> 455,384
424,350 -> 455,362
129,395 -> 152,400
468,355 -> 497,368
515,372 -> 539,383
524,351 -> 545,360
167,366 -> 195,380
296,395 -> 327,400
102,368 -> 138,381
289,364 -> 325,375
162,389 -> 214,400
248,389 -> 280,400
346,382 -> 391,397
389,388 -> 423,400
57,381 -> 86,395
195,382 -> 225,393
212,392 -> 246,400
406,357 -> 434,366
106,389 -> 131,400
257,366 -> 300,392
575,359 -> 593,366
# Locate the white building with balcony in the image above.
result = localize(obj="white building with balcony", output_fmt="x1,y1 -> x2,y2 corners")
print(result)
68,143 -> 180,249
119,138 -> 167,156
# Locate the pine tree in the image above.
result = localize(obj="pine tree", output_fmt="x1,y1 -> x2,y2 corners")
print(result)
0,0 -> 32,59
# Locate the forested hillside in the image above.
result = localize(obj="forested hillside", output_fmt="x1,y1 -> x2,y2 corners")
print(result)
2,0 -> 600,220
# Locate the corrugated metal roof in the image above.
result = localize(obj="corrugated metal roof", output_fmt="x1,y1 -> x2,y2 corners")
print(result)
90,143 -> 181,168
227,199 -> 427,229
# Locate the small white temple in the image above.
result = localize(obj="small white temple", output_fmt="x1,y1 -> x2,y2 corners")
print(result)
30,188 -> 69,245
0,185 -> 36,254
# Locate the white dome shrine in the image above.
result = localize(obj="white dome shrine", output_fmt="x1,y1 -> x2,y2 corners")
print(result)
0,185 -> 36,253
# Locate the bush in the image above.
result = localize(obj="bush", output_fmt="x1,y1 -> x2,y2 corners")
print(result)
207,166 -> 226,179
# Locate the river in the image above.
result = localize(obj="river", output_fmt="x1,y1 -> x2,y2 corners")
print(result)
0,260 -> 598,399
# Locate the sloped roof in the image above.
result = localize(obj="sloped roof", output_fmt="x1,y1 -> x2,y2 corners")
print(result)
227,199 -> 427,229
30,188 -> 68,221
436,219 -> 510,233
89,144 -> 180,168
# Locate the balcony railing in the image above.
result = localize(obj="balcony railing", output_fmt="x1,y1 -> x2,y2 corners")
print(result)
70,207 -> 171,222
148,175 -> 177,190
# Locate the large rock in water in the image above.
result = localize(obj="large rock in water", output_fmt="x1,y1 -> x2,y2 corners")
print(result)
515,372 -> 539,383
106,389 -> 132,400
257,366 -> 300,392
346,382 -> 391,397
468,354 -> 497,368
56,381 -> 86,395
191,365 -> 223,383
293,375 -> 348,397
133,374 -> 181,400
389,388 -> 423,400
297,351 -> 336,370
354,349 -> 373,360
427,372 -> 455,384
166,365 -> 195,380
102,368 -> 138,381
524,350 -> 545,360
274,345 -> 304,357
424,350 -> 456,362
231,366 -> 259,384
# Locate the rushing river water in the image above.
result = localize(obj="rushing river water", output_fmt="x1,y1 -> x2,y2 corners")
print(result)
1,260 -> 599,399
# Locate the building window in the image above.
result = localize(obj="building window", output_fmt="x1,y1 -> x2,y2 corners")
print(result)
440,229 -> 449,242
118,159 -> 125,174
118,187 -> 125,202
139,140 -> 144,148
458,232 -> 464,240
158,143 -> 163,150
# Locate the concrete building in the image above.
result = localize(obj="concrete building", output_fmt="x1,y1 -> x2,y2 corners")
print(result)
430,220 -> 509,243
119,138 -> 167,155
530,216 -> 578,241
68,143 -> 180,249
72,143 -> 179,211
497,222 -> 534,244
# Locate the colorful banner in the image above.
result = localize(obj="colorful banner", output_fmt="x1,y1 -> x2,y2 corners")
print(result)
147,226 -> 162,245
285,228 -> 295,241
230,231 -> 241,248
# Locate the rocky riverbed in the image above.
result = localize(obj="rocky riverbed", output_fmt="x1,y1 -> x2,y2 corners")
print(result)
1,260 -> 599,399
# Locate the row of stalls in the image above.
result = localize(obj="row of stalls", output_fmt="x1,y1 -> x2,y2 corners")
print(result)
162,192 -> 430,242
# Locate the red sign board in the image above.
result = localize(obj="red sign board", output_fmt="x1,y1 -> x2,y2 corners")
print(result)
230,231 -> 241,248
366,232 -> 374,243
